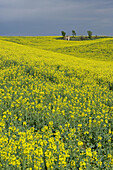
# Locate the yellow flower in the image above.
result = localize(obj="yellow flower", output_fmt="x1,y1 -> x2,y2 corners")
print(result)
98,136 -> 102,140
98,161 -> 102,166
97,142 -> 102,147
108,154 -> 112,159
84,131 -> 89,134
49,121 -> 53,127
78,141 -> 83,146
71,160 -> 76,167
23,121 -> 27,126
78,124 -> 82,127
3,115 -> 6,119
86,148 -> 92,157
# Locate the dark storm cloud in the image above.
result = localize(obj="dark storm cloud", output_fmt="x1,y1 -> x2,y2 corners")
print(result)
0,0 -> 113,35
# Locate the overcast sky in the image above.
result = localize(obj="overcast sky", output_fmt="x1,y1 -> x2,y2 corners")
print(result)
0,0 -> 113,36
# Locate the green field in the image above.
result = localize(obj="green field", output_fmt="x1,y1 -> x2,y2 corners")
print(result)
0,36 -> 113,169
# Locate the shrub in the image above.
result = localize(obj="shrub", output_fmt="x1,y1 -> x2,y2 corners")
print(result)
80,36 -> 84,40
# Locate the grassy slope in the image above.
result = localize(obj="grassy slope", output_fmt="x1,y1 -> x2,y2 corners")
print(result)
0,37 -> 113,86
0,36 -> 113,169
1,36 -> 113,60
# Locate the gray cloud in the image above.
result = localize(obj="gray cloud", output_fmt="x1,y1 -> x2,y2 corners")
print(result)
0,0 -> 83,21
0,0 -> 113,35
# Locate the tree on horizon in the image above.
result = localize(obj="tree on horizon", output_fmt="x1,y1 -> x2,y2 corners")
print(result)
87,30 -> 92,39
72,30 -> 76,37
61,31 -> 66,37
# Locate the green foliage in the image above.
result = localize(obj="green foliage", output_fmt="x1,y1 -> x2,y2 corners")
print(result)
87,30 -> 92,39
80,35 -> 84,40
61,31 -> 66,37
72,30 -> 76,37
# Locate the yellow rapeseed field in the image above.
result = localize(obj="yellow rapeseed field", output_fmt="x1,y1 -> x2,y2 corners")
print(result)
0,36 -> 113,169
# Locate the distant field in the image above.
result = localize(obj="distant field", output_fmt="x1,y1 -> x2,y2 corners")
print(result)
0,36 -> 113,169
1,36 -> 113,60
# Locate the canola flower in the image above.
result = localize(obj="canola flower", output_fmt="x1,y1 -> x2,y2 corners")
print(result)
0,36 -> 113,169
